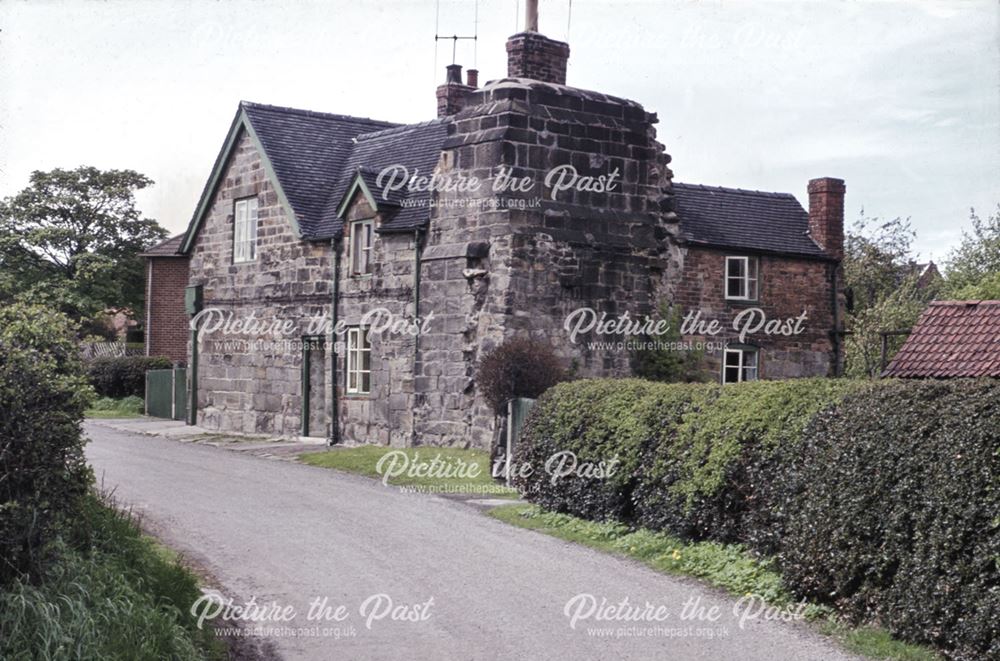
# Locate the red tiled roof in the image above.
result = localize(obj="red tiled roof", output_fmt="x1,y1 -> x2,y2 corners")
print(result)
883,300 -> 1000,378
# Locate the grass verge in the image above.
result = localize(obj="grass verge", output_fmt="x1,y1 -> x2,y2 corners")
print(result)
489,504 -> 940,661
301,445 -> 519,498
0,495 -> 223,660
84,395 -> 145,418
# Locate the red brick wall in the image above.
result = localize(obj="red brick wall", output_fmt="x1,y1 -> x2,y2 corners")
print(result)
146,256 -> 190,363
673,246 -> 842,380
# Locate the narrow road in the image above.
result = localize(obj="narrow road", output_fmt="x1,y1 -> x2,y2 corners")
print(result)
85,421 -> 860,661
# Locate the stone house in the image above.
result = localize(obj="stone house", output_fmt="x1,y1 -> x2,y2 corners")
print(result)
169,22 -> 846,447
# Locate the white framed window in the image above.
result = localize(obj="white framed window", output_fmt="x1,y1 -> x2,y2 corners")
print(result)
349,219 -> 374,276
725,256 -> 758,300
723,347 -> 759,384
233,197 -> 259,263
346,327 -> 371,394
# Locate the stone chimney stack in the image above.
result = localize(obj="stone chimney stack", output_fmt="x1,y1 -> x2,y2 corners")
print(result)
505,0 -> 570,84
808,177 -> 846,260
436,64 -> 473,117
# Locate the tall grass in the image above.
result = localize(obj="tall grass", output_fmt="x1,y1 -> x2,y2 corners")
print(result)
0,496 -> 222,660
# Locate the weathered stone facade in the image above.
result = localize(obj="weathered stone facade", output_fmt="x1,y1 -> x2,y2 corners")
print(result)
186,130 -> 332,437
175,29 -> 845,448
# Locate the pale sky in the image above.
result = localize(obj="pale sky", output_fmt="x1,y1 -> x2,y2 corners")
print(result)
1,0 -> 997,263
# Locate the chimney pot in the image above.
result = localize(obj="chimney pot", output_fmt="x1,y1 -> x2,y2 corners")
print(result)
445,63 -> 463,84
466,68 -> 478,88
436,65 -> 473,118
808,177 -> 846,260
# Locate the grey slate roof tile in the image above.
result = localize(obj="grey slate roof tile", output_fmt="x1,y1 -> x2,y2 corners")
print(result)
319,119 -> 451,235
673,183 -> 827,258
240,102 -> 398,237
140,234 -> 186,257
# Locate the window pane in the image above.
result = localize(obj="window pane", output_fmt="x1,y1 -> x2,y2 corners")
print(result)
727,277 -> 743,298
361,372 -> 371,393
724,366 -> 740,383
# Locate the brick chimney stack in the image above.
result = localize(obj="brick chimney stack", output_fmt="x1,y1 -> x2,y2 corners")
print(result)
505,0 -> 570,84
807,177 -> 846,260
436,64 -> 473,117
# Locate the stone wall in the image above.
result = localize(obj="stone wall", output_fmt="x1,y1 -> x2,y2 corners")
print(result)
672,245 -> 840,379
186,129 -> 332,437
336,191 -> 419,446
410,77 -> 681,447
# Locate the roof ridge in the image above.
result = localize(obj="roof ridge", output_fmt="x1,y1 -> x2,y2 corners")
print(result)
930,300 -> 1000,306
673,181 -> 797,199
354,117 -> 450,141
240,100 -> 398,128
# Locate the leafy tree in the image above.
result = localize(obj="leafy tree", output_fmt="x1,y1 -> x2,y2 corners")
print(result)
631,302 -> 705,382
943,205 -> 1000,299
842,214 -> 934,377
843,215 -> 917,313
0,167 -> 167,325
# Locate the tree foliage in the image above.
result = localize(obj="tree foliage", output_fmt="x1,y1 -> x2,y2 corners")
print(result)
943,205 -> 1000,299
630,302 -> 706,383
0,167 -> 167,325
842,215 -> 935,377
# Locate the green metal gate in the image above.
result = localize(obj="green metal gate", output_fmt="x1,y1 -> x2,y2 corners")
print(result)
146,367 -> 187,421
503,397 -> 537,484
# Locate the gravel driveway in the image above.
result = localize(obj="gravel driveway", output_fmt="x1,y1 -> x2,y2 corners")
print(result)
84,420 -> 861,661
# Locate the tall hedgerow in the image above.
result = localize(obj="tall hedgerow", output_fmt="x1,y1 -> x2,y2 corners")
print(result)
0,303 -> 94,584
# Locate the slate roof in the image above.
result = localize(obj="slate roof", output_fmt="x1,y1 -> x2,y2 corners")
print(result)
317,119 -> 451,237
883,301 -> 1000,378
240,102 -> 399,237
673,183 -> 828,258
140,234 -> 186,257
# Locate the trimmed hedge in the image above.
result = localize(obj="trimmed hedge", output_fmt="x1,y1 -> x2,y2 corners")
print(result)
633,378 -> 868,551
779,380 -> 999,660
512,377 -> 1000,660
87,355 -> 172,398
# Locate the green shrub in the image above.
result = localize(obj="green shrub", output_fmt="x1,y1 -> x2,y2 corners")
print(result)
633,378 -> 868,549
0,304 -> 93,585
779,380 -> 999,660
87,355 -> 172,398
514,375 -> 1000,659
512,379 -> 713,521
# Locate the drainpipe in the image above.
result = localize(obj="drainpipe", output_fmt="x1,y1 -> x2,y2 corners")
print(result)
829,260 -> 841,377
329,237 -> 342,445
187,326 -> 199,425
411,228 -> 424,445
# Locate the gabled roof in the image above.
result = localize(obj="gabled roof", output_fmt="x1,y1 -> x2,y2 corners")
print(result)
883,301 -> 1000,378
319,119 -> 451,237
180,102 -> 398,252
673,183 -> 829,259
140,234 -> 186,257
